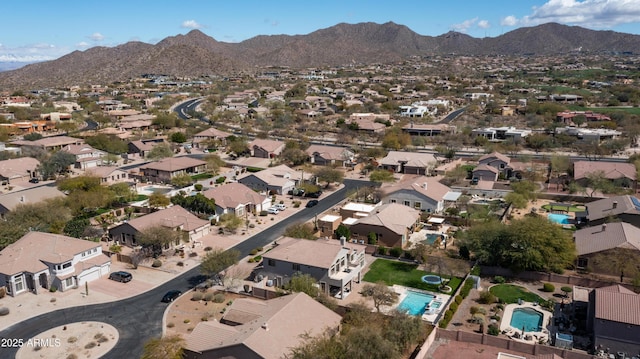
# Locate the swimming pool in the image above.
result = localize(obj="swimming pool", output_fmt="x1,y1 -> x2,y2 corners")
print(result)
510,307 -> 543,332
397,291 -> 436,316
424,233 -> 442,245
548,213 -> 570,225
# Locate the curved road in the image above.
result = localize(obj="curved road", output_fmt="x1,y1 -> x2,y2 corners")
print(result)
0,179 -> 375,358
174,98 -> 205,121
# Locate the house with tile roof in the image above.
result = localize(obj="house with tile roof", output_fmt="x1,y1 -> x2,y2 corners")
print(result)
0,232 -> 111,296
380,174 -> 460,214
586,285 -> 640,356
472,164 -> 500,182
183,292 -> 341,359
0,157 -> 40,184
61,143 -> 106,170
0,186 -> 66,217
192,127 -> 233,149
237,164 -> 312,195
379,150 -> 437,175
85,166 -> 129,185
202,182 -> 271,218
249,139 -> 285,159
139,157 -> 207,184
257,236 -> 367,299
347,202 -> 421,248
573,222 -> 640,275
127,137 -> 165,157
305,144 -> 355,167
478,151 -> 512,178
108,205 -> 211,246
11,135 -> 84,151
573,161 -> 637,191
575,195 -> 640,227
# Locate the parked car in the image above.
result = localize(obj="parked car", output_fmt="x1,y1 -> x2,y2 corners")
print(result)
304,190 -> 322,198
274,203 -> 286,211
108,271 -> 132,283
287,188 -> 305,196
29,178 -> 39,183
161,290 -> 182,303
306,200 -> 319,208
267,207 -> 280,215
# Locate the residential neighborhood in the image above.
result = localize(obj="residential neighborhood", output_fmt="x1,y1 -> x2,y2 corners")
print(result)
2,19 -> 640,359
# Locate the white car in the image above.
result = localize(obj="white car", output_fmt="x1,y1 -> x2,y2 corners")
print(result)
274,203 -> 286,211
267,207 -> 279,215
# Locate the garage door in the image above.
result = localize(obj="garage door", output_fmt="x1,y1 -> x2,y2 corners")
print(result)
77,268 -> 100,285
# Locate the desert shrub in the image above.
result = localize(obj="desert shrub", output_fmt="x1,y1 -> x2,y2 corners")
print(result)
543,283 -> 555,292
491,314 -> 501,321
249,223 -> 255,228
183,319 -> 191,324
257,246 -> 263,251
204,293 -> 214,302
189,252 -> 198,257
470,306 -> 487,315
49,285 -> 58,293
250,249 -> 258,255
493,276 -> 506,284
67,336 -> 78,343
50,298 -> 56,303
194,183 -> 203,191
487,324 -> 500,336
460,278 -> 474,298
470,265 -> 481,276
455,295 -> 463,304
167,322 -> 175,328
152,259 -> 162,268
66,354 -> 78,359
201,316 -> 209,321
0,307 -> 9,316
471,313 -> 485,324
84,342 -> 97,349
292,201 -> 301,208
389,247 -> 403,257
213,293 -> 225,303
478,290 -> 496,304
248,257 -> 255,263
177,261 -> 184,267
449,302 -> 458,312
215,176 -> 226,184
95,333 -> 108,343
204,246 -> 213,251
192,292 -> 203,301
0,287 -> 5,298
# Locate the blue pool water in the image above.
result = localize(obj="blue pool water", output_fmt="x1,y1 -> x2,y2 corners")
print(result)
510,307 -> 543,332
398,291 -> 436,316
548,213 -> 570,224
425,233 -> 442,245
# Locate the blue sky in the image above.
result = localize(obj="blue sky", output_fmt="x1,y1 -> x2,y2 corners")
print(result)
2,0 -> 640,63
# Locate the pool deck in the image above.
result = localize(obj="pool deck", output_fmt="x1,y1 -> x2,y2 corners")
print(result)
389,285 -> 451,324
500,302 -> 551,344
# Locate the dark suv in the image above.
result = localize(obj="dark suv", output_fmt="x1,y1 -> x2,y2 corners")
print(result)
161,290 -> 182,303
108,271 -> 132,283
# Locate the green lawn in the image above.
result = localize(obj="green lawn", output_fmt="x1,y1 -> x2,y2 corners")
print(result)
363,258 -> 462,293
489,284 -> 544,304
191,173 -> 213,180
541,204 -> 585,213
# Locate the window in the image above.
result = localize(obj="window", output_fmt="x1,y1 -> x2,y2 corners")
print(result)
390,199 -> 396,203
62,262 -> 72,269
65,277 -> 74,287
292,263 -> 300,271
267,259 -> 275,267
404,201 -> 410,207
577,257 -> 588,268
14,275 -> 24,293
414,202 -> 422,209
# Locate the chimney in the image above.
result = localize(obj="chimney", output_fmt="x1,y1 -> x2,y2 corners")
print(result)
422,182 -> 428,189
340,236 -> 346,246
602,223 -> 607,232
612,201 -> 618,209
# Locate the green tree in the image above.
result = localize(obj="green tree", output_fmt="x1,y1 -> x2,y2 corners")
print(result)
23,132 -> 43,141
170,173 -> 194,188
219,213 -> 244,233
38,151 -> 76,179
227,138 -> 249,156
141,335 -> 185,359
148,192 -> 170,209
63,217 -> 91,238
200,248 -> 241,278
360,282 -> 399,312
315,167 -> 344,188
147,143 -> 173,160
204,154 -> 226,175
280,147 -> 308,166
369,169 -> 395,183
137,225 -> 185,254
170,132 -> 187,143
284,222 -> 316,240
285,273 -> 319,298
109,182 -> 136,203
335,224 -> 351,241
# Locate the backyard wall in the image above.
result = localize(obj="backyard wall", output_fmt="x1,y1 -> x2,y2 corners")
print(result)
435,329 -> 595,359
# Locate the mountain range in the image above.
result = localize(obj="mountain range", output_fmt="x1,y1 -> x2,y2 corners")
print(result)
1,22 -> 639,90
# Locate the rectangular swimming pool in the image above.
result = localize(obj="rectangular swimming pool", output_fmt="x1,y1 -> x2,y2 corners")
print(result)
397,290 -> 436,316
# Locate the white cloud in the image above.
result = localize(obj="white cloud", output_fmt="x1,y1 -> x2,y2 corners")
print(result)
451,17 -> 478,33
89,32 -> 105,42
478,20 -> 491,29
501,15 -> 519,27
521,0 -> 640,28
181,20 -> 203,29
76,41 -> 89,48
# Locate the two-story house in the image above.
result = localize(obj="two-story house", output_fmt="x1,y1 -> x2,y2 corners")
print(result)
61,144 -> 106,170
380,175 -> 460,214
0,232 -> 111,296
202,182 -> 271,219
347,202 -> 421,248
258,236 -> 367,300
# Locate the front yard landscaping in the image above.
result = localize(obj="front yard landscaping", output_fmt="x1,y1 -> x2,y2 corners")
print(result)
363,258 -> 462,293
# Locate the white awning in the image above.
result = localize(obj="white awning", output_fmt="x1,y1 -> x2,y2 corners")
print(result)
428,217 -> 445,224
443,191 -> 462,201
